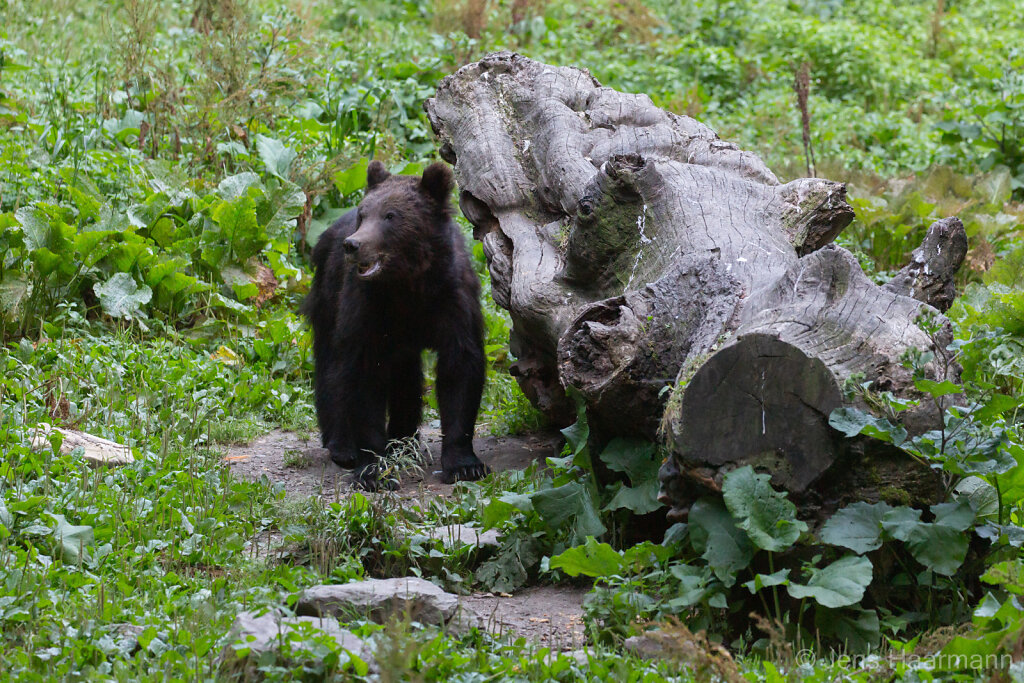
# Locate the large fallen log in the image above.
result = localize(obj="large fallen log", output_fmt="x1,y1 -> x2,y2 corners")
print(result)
425,53 -> 966,520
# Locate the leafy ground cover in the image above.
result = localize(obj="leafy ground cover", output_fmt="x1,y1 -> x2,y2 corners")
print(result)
1,0 -> 1024,680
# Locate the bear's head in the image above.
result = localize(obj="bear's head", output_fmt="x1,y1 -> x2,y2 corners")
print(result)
342,160 -> 455,282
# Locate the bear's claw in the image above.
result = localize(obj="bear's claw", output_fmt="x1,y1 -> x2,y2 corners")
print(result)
440,462 -> 491,484
352,462 -> 399,491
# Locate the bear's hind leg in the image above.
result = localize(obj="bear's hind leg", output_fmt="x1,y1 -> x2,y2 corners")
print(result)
387,353 -> 424,443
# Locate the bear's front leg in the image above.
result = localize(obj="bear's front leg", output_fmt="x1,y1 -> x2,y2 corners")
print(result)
325,352 -> 396,490
436,337 -> 489,483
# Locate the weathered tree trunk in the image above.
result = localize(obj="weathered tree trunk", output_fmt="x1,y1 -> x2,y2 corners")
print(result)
425,53 -> 966,519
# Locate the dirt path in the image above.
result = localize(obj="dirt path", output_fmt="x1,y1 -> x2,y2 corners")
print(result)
222,426 -> 562,498
223,427 -> 589,648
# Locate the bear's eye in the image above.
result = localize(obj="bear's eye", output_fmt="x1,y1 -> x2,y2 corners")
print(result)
384,212 -> 396,221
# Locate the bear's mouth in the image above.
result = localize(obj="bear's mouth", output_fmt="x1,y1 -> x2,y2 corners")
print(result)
357,257 -> 385,279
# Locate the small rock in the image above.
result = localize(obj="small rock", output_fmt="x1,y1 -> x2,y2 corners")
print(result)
550,649 -> 591,667
31,423 -> 134,466
101,623 -> 145,656
297,577 -> 487,636
220,609 -> 373,678
624,628 -> 743,682
624,633 -> 667,660
425,524 -> 501,549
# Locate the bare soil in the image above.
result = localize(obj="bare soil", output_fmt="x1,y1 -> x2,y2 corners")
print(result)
223,427 -> 590,647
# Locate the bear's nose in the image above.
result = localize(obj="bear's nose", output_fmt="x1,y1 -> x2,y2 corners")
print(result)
342,237 -> 360,254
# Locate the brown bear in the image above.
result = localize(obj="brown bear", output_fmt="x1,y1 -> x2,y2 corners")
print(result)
302,160 -> 490,489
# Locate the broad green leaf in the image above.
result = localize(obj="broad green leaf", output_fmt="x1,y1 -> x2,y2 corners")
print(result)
829,406 -> 906,445
146,257 -> 190,288
397,161 -> 426,176
688,497 -> 753,587
722,466 -> 807,552
787,555 -> 873,608
972,393 -> 1021,422
880,506 -> 923,541
208,292 -> 251,314
997,446 -> 1024,503
548,537 -> 623,578
267,251 -> 301,283
108,240 -> 150,273
879,502 -> 972,576
818,606 -> 881,653
931,499 -> 976,532
560,415 -> 588,459
48,513 -> 94,564
820,501 -> 893,554
94,273 -> 152,320
667,564 -> 717,607
973,592 -> 1002,619
475,535 -> 539,593
218,173 -> 262,201
74,230 -> 118,265
0,271 -> 30,317
127,193 -> 172,229
157,272 -> 204,298
531,481 -> 606,539
743,569 -> 791,594
621,541 -> 674,567
15,206 -> 52,251
213,196 -> 263,261
261,179 -> 307,236
31,247 -> 64,277
599,438 -> 659,482
828,406 -> 875,437
914,379 -> 962,398
954,477 -> 999,520
663,523 -> 687,546
221,265 -> 260,300
333,159 -> 369,196
604,479 -> 662,515
255,134 -> 297,180
480,493 -> 531,529
981,560 -> 1024,595
8,495 -> 47,513
906,524 -> 969,576
149,216 -> 179,248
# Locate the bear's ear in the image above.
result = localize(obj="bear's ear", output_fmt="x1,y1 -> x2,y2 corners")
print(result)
367,160 -> 390,189
420,162 -> 455,203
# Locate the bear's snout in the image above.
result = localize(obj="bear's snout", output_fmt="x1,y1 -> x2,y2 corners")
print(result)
342,237 -> 360,254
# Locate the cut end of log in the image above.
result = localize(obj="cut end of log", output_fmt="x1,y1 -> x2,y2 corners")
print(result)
670,333 -> 844,493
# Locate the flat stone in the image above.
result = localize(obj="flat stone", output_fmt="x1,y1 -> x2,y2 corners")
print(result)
297,577 -> 487,635
100,623 -> 144,656
425,524 -> 501,549
549,649 -> 592,667
624,633 -> 668,660
220,609 -> 373,677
